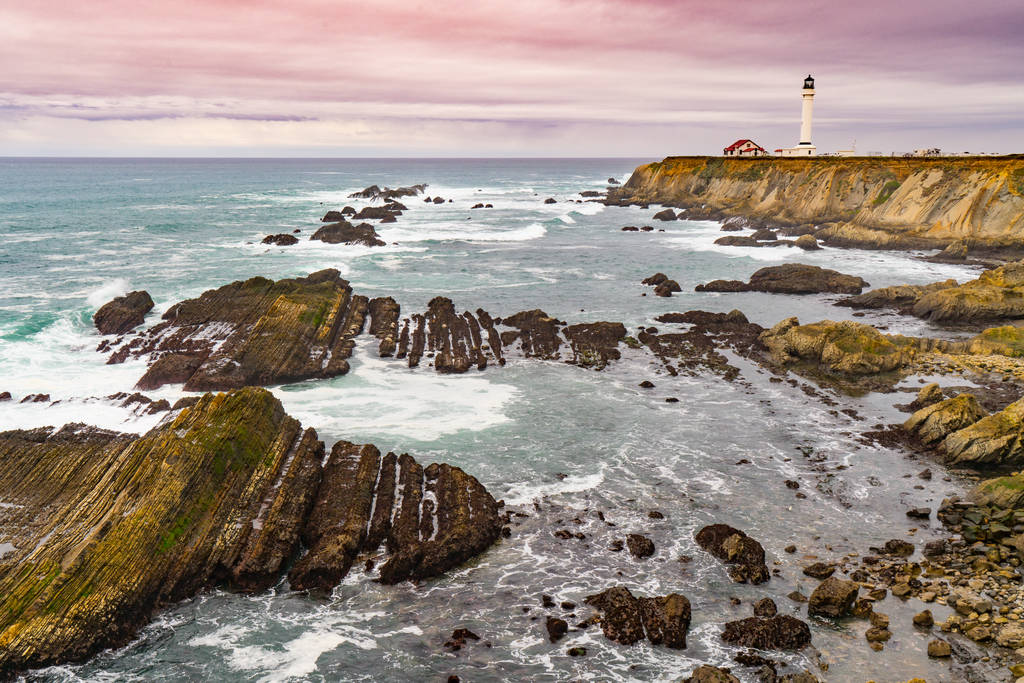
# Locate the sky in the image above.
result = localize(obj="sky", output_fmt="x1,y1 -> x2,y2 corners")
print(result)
1,0 -> 1022,157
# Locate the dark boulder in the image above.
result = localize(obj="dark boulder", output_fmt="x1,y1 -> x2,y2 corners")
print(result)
721,615 -> 811,650
653,209 -> 677,221
684,666 -> 740,683
642,273 -> 668,286
262,233 -> 298,246
607,177 -> 620,185
94,290 -> 155,336
808,577 -> 859,617
626,534 -> 655,558
433,197 -> 446,204
310,221 -> 386,247
353,206 -> 398,221
544,198 -> 557,204
583,586 -> 691,648
697,264 -> 868,295
750,229 -> 777,241
546,617 -> 568,643
0,392 -> 10,401
580,190 -> 602,197
714,236 -> 760,247
802,562 -> 835,579
695,524 -> 769,584
753,598 -> 778,617
621,226 -> 640,231
322,210 -> 346,221
654,280 -> 682,297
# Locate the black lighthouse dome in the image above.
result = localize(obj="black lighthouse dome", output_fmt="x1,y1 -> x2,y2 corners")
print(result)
803,74 -> 815,89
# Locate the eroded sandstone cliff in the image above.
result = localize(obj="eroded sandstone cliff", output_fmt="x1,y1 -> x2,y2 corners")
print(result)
609,156 -> 1024,253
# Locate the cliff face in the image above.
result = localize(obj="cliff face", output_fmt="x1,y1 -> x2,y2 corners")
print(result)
612,156 -> 1024,251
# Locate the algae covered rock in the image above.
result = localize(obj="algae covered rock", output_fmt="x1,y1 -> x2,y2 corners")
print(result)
0,388 -> 324,675
837,279 -> 957,311
913,261 -> 1024,323
0,387 -> 504,677
966,325 -> 1024,357
904,394 -> 987,445
93,290 -> 154,335
685,665 -> 740,683
760,317 -> 917,376
970,473 -> 1024,509
109,269 -> 369,391
943,397 -> 1024,466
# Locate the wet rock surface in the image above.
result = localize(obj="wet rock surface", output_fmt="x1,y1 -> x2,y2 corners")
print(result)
583,586 -> 691,648
696,264 -> 868,295
108,269 -> 369,391
807,577 -> 859,617
720,615 -> 812,650
0,388 -> 502,677
262,233 -> 299,246
93,290 -> 154,335
695,524 -> 770,584
289,441 -> 502,589
310,221 -> 386,246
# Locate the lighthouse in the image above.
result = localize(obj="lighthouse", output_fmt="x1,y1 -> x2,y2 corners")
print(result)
799,75 -> 814,146
778,75 -> 817,156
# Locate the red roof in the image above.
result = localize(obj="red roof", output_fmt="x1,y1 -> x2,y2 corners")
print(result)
724,139 -> 765,152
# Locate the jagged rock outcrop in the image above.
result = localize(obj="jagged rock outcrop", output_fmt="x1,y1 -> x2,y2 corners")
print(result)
367,297 -> 401,357
904,394 -> 988,445
607,156 -> 1024,253
694,524 -> 769,584
107,269 -> 369,391
310,221 -> 386,247
912,262 -> 1024,323
720,615 -> 812,650
288,441 -> 502,589
942,397 -> 1024,465
0,389 -> 323,675
262,234 -> 298,246
760,317 -> 918,377
971,473 -> 1024,509
347,184 -> 427,201
583,586 -> 691,648
836,279 -> 958,312
696,264 -> 868,295
0,387 -> 503,677
93,290 -> 154,335
646,310 -> 765,381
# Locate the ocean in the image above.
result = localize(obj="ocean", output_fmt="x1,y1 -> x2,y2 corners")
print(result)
0,158 -> 985,682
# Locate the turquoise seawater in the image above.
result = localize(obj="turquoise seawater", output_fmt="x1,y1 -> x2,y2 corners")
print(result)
0,159 -> 987,682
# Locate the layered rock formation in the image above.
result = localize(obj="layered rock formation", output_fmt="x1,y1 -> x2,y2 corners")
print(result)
107,269 -> 369,391
696,264 -> 868,295
289,441 -> 502,588
93,290 -> 154,335
0,388 -> 502,677
943,397 -> 1024,465
760,318 -> 919,377
609,156 -> 1024,253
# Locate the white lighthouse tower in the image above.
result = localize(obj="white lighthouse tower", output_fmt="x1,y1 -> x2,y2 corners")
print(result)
779,75 -> 817,156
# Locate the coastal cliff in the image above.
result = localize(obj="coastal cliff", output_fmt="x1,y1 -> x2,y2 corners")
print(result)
610,156 -> 1024,254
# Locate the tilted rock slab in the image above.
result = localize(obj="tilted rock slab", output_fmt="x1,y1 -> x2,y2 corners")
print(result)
904,394 -> 988,445
942,396 -> 1024,465
93,290 -> 154,335
0,387 -> 501,676
289,441 -> 502,589
107,269 -> 369,391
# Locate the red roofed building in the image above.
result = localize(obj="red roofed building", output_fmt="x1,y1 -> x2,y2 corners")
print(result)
723,139 -> 768,157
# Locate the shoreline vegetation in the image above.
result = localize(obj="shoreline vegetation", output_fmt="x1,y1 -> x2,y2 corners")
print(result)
4,164 -> 1024,680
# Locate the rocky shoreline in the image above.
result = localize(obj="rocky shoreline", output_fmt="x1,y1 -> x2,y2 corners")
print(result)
7,167 -> 1024,680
